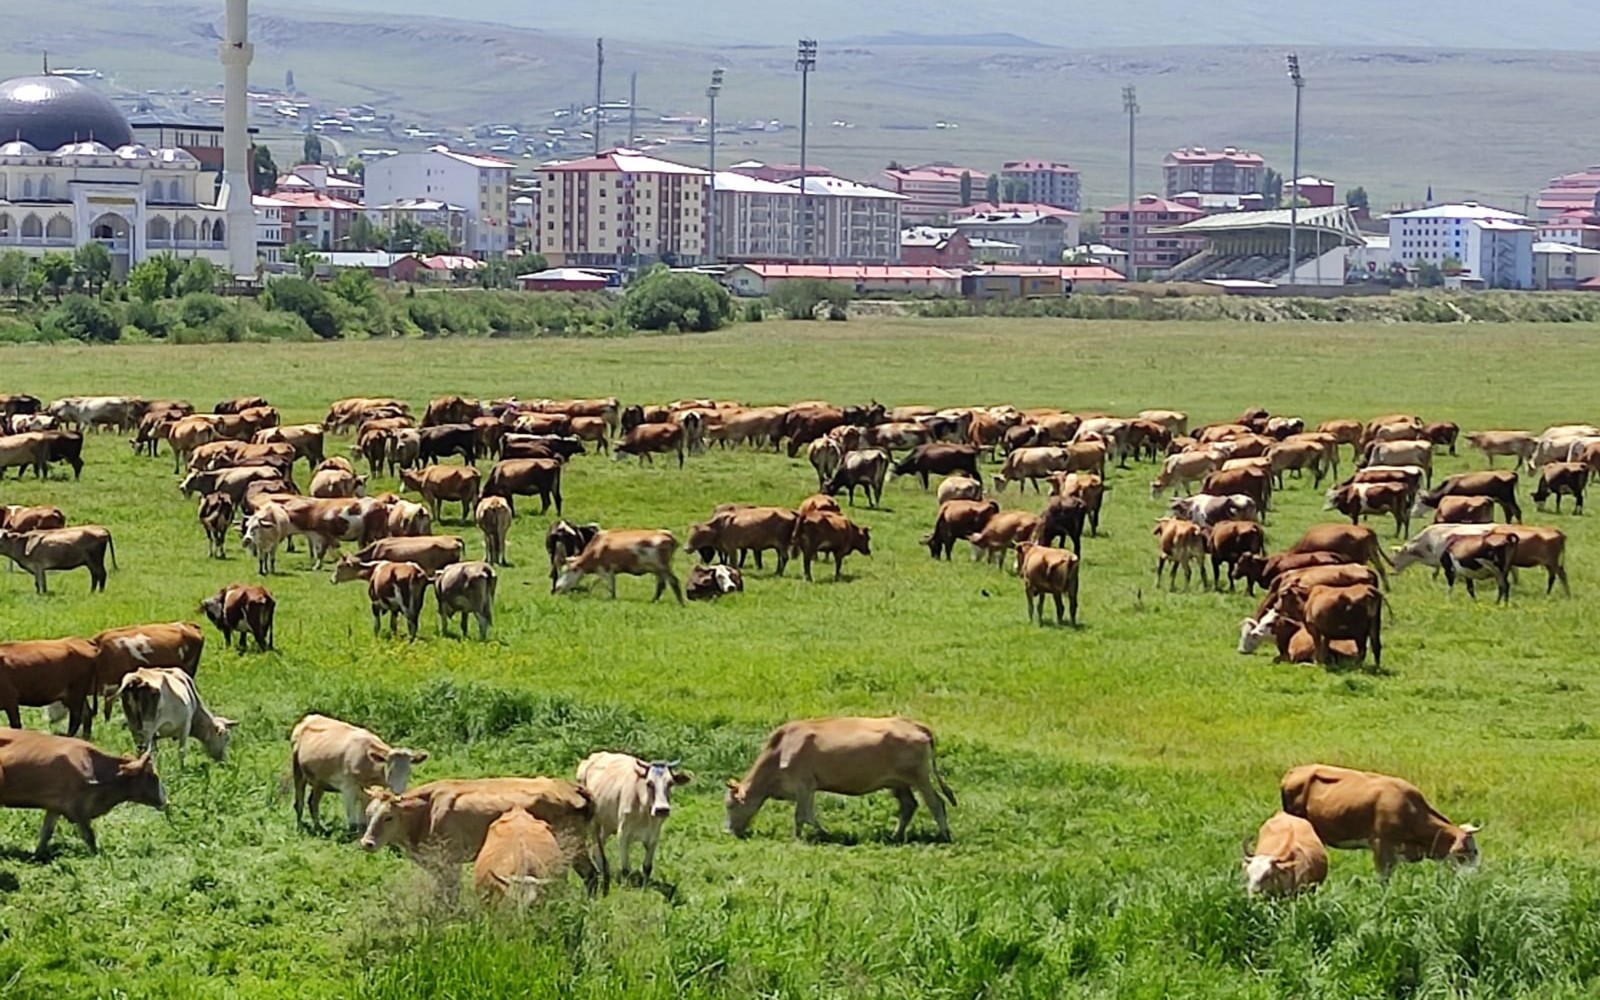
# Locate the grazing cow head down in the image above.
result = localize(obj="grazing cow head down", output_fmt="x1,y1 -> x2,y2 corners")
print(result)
1237,610 -> 1278,654
1243,851 -> 1291,896
553,560 -> 586,594
1389,543 -> 1425,574
1441,823 -> 1482,867
330,555 -> 368,584
121,752 -> 168,811
639,760 -> 690,819
724,779 -> 758,838
360,787 -> 405,852
202,717 -> 236,761
372,746 -> 429,793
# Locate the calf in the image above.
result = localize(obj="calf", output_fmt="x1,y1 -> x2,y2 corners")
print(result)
434,561 -> 497,640
967,510 -> 1040,568
577,752 -> 690,882
0,525 -> 116,594
553,529 -> 683,603
0,729 -> 165,857
1440,531 -> 1518,603
1259,612 -> 1361,665
117,667 -> 233,768
290,713 -> 428,833
545,520 -> 601,593
200,583 -> 276,651
614,423 -> 685,468
1324,481 -> 1411,538
475,495 -> 513,566
1016,541 -> 1080,627
1153,517 -> 1209,589
0,637 -> 99,738
1243,811 -> 1328,897
1389,522 -> 1497,574
687,563 -> 744,599
1280,763 -> 1479,877
822,449 -> 890,508
1205,520 -> 1266,591
400,465 -> 480,523
924,500 -> 998,560
241,502 -> 292,575
792,511 -> 871,581
474,809 -> 571,907
198,491 -> 235,559
484,458 -> 563,516
1533,462 -> 1586,514
332,558 -> 430,639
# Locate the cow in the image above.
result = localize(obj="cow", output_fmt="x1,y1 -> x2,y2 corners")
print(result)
401,465 -> 481,524
1137,409 -> 1189,436
1203,520 -> 1266,591
713,406 -> 787,450
166,414 -> 223,472
0,393 -> 41,418
34,429 -> 84,480
187,440 -> 296,475
200,583 -> 276,651
116,667 -> 233,768
554,529 -> 682,603
472,809 -> 570,907
0,637 -> 99,738
196,492 -> 234,559
1167,494 -> 1258,529
1254,610 -> 1362,665
1243,811 -> 1328,897
936,475 -> 984,505
1411,471 -> 1522,523
387,427 -> 430,476
792,511 -> 871,582
1529,428 -> 1600,470
0,431 -> 48,479
253,423 -> 325,466
355,426 -> 394,477
484,458 -> 562,516
422,395 -> 481,428
1274,583 -> 1384,668
324,397 -> 410,433
924,500 -> 999,560
434,561 -> 497,640
214,395 -> 268,415
1439,531 -> 1518,603
130,408 -> 180,457
1434,495 -> 1495,524
892,444 -> 981,490
967,510 -> 1040,567
88,622 -> 205,719
1125,419 -> 1173,461
568,415 -> 608,454
614,423 -> 685,468
0,504 -> 66,534
688,507 -> 798,574
310,467 -> 366,499
1280,764 -> 1479,877
863,421 -> 934,453
1362,414 -> 1424,448
0,729 -> 166,858
1229,550 -> 1353,596
416,423 -> 479,466
1016,541 -> 1080,627
512,412 -> 573,438
1362,439 -> 1434,486
807,437 -> 843,490
1422,420 -> 1459,456
687,563 -> 744,599
1285,523 -> 1393,588
1202,467 -> 1272,521
577,752 -> 690,883
332,558 -> 430,640
179,465 -> 293,503
1389,522 -> 1498,576
1324,481 -> 1412,538
545,520 -> 601,593
1466,430 -> 1535,468
241,501 -> 293,575
1036,495 -> 1087,555
780,407 -> 846,458
348,535 -> 464,576
1488,525 -> 1569,596
527,396 -> 621,436
821,449 -> 890,508
1150,449 -> 1221,499
993,446 -> 1074,494
474,495 -> 513,566
1153,517 -> 1209,589
291,714 -> 429,833
0,525 -> 115,594
1264,439 -> 1328,489
501,434 -> 585,463
1533,462 -> 1586,514
724,716 -> 954,841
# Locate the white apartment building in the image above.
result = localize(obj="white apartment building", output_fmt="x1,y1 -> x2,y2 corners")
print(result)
363,145 -> 514,255
712,172 -> 904,263
253,194 -> 288,265
1387,202 -> 1535,289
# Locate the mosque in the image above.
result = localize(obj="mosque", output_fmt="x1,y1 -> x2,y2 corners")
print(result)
0,0 -> 256,279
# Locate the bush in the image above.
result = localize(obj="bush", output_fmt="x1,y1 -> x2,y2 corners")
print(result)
44,294 -> 121,343
264,276 -> 340,339
174,258 -> 219,296
125,298 -> 168,337
768,279 -> 854,320
742,301 -> 764,323
179,292 -> 228,328
620,268 -> 733,333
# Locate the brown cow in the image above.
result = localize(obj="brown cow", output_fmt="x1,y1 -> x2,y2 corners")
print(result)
1202,466 -> 1272,519
1434,495 -> 1494,524
332,558 -> 430,639
1276,583 -> 1384,668
967,510 -> 1040,568
215,395 -> 268,415
0,637 -> 99,737
793,511 -> 871,581
781,406 -> 846,458
1016,541 -> 1080,626
484,458 -> 563,516
1466,430 -> 1536,468
1424,420 -> 1460,455
401,465 -> 481,523
797,493 -> 842,517
553,529 -> 682,603
1324,481 -> 1411,538
1411,470 -> 1522,523
474,808 -> 572,906
1153,517 -> 1209,589
0,525 -> 116,594
1489,524 -> 1569,595
1532,462 -> 1586,514
89,622 -> 205,717
349,536 -> 465,577
254,423 -> 325,466
923,499 -> 999,559
423,395 -> 481,428
1205,520 -> 1266,591
0,504 -> 66,534
1260,612 -> 1361,665
475,495 -> 513,566
1440,532 -> 1518,603
0,729 -> 166,857
1243,811 -> 1328,897
1286,523 -> 1392,587
615,423 -> 685,468
892,444 -> 982,489
1280,764 -> 1479,877
1230,550 -> 1352,596
200,583 -> 276,651
688,506 -> 798,574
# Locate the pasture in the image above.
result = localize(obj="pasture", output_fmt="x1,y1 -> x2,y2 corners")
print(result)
2,317 -> 1600,999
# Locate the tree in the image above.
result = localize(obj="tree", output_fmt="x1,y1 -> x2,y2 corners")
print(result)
419,228 -> 455,256
885,160 -> 903,171
49,294 -> 120,343
959,172 -> 973,207
1414,258 -> 1444,287
175,258 -> 219,296
984,174 -> 1000,205
252,145 -> 278,195
1003,178 -> 1031,203
302,133 -> 324,166
0,250 -> 29,302
345,156 -> 366,180
38,252 -> 74,302
1440,254 -> 1464,276
265,276 -> 340,338
74,242 -> 113,295
1262,169 -> 1283,209
348,212 -> 380,251
391,217 -> 426,251
1345,185 -> 1369,211
620,267 -> 734,332
330,267 -> 376,308
767,278 -> 853,320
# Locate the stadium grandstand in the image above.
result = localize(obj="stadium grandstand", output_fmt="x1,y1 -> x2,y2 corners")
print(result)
1157,206 -> 1366,285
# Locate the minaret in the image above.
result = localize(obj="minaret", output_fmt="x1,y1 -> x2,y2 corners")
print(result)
219,0 -> 256,276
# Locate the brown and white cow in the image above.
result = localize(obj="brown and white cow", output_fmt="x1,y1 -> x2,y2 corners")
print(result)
291,713 -> 429,832
1149,449 -> 1221,499
554,529 -> 683,603
1324,481 -> 1411,538
0,729 -> 166,857
332,558 -> 430,639
200,583 -> 276,651
434,561 -> 497,640
1153,517 -> 1209,590
89,622 -> 205,717
1439,531 -> 1518,603
0,525 -> 115,594
116,667 -> 233,768
1279,764 -> 1479,877
1243,811 -> 1328,897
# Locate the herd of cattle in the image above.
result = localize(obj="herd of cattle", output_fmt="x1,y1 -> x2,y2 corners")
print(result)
0,388 -> 1589,900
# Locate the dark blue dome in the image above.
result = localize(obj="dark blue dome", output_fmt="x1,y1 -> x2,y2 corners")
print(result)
0,75 -> 132,151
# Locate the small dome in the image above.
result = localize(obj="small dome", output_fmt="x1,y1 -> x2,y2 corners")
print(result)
0,75 -> 133,151
115,143 -> 154,160
155,147 -> 198,164
56,140 -> 114,157
0,139 -> 38,156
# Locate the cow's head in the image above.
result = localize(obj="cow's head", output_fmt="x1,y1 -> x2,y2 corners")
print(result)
1243,852 -> 1292,896
202,717 -> 235,761
372,746 -> 429,793
1322,487 -> 1346,510
552,559 -> 585,594
724,779 -> 758,837
119,752 -> 167,811
177,472 -> 200,496
1238,610 -> 1278,654
1445,822 -> 1482,867
330,555 -> 368,585
852,526 -> 872,557
360,787 -> 406,851
1389,543 -> 1423,574
638,760 -> 690,819
0,529 -> 22,559
198,592 -> 228,632
1231,552 -> 1266,586
686,522 -> 719,563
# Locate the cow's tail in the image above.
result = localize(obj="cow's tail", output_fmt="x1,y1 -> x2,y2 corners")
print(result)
1369,537 -> 1394,569
924,727 -> 957,807
106,532 -> 118,571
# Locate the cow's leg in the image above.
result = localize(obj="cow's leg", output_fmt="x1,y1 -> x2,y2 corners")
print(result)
833,553 -> 844,579
1052,592 -> 1065,625
892,787 -> 918,841
641,831 -> 660,882
793,787 -> 825,838
33,568 -> 46,594
617,831 -> 633,880
1372,838 -> 1398,878
34,812 -> 61,857
666,571 -> 684,605
802,551 -> 814,582
916,777 -> 951,842
605,571 -> 617,599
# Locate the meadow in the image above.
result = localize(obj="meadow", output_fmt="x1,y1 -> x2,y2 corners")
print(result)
2,317 -> 1599,998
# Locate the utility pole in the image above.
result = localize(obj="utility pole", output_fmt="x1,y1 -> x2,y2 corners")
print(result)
1287,53 -> 1304,286
628,71 -> 637,149
1122,85 -> 1137,276
796,39 -> 817,261
594,38 -> 604,155
706,67 -> 724,264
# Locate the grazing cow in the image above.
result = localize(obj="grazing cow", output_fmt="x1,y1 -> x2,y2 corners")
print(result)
527,396 -> 621,436
1243,811 -> 1328,897
310,467 -> 366,499
1276,583 -> 1384,668
484,458 -> 563,516
117,667 -> 233,767
254,423 -> 325,466
807,437 -> 843,490
936,475 -> 984,505
822,449 -> 891,508
1440,531 -> 1518,603
1264,416 -> 1305,440
166,415 -> 222,472
187,440 -> 297,475
475,495 -> 513,566
781,406 -> 846,458
241,502 -> 292,575
1205,520 -> 1266,591
1434,495 -> 1494,524
511,412 -> 573,438
1411,470 -> 1522,523
1324,481 -> 1412,538
577,752 -> 690,882
724,716 -> 954,841
1533,462 -> 1586,514
473,809 -> 570,907
350,535 -> 465,576
1280,764 -> 1479,877
0,637 -> 99,737
545,520 -> 601,593
501,434 -> 585,462
792,511 -> 871,581
401,465 -> 481,523
1149,449 -> 1221,499
0,525 -> 116,594
1202,467 -> 1272,520
554,529 -> 683,603
1153,518 -> 1209,589
1466,430 -> 1536,468
291,714 -> 429,832
1256,611 -> 1361,665
967,510 -> 1040,567
198,492 -> 234,559
215,395 -> 268,415
1489,525 -> 1569,595
1529,429 -> 1600,470
1286,523 -> 1392,587
1363,439 -> 1434,485
416,424 -> 479,465
0,504 -> 66,533
332,558 -> 430,639
892,444 -> 982,489
923,500 -> 999,559
1167,494 -> 1258,528
1126,419 -> 1173,461
87,622 -> 205,716
1016,541 -> 1080,627
688,507 -> 798,574
1423,421 -> 1459,455
797,494 -> 841,517
423,395 -> 481,428
1035,495 -> 1087,555
1230,550 -> 1353,596
687,563 -> 744,599
568,415 -> 608,454
434,561 -> 497,640
0,393 -> 41,418
1074,417 -> 1132,467
200,583 -> 276,651
1265,439 -> 1328,488
0,729 -> 165,857
34,429 -> 84,480
0,431 -> 49,478
615,423 -> 685,468
1362,414 -> 1424,448
713,406 -> 787,449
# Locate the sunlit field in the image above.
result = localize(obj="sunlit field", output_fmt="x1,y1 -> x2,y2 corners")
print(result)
3,317 -> 1600,998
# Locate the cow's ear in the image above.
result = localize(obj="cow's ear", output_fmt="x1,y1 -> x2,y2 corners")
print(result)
672,770 -> 692,786
724,778 -> 738,790
367,748 -> 388,765
410,750 -> 430,764
634,760 -> 650,779
1461,822 -> 1482,834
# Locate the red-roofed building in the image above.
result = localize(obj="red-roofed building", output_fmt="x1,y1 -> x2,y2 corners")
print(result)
538,148 -> 708,267
724,263 -> 963,297
879,163 -> 988,223
726,160 -> 832,184
1000,160 -> 1081,211
1536,166 -> 1600,222
1100,195 -> 1205,276
1163,147 -> 1267,198
270,190 -> 364,251
1540,211 -> 1600,250
980,263 -> 1127,284
900,226 -> 972,266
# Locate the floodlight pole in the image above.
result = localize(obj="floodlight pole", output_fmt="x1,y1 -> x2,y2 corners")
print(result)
796,39 -> 817,261
1122,85 -> 1137,276
1287,53 -> 1304,286
706,67 -> 724,264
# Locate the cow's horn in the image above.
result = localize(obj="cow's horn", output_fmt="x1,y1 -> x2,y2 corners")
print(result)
665,758 -> 682,769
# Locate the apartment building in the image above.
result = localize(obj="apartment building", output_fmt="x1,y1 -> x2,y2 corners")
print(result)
712,171 -> 800,261
269,190 -> 361,251
1100,195 -> 1205,275
363,145 -> 514,255
1536,165 -> 1600,221
878,163 -> 987,223
1388,202 -> 1535,288
792,175 -> 906,263
538,149 -> 707,267
949,209 -> 1080,264
1000,160 -> 1081,211
1163,147 -> 1266,197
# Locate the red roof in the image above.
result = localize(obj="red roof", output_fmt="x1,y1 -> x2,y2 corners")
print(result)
271,191 -> 363,210
421,255 -> 482,271
982,264 -> 1126,282
734,264 -> 961,280
883,164 -> 988,183
1100,196 -> 1204,216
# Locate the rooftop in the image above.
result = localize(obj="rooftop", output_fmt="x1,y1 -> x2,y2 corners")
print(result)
1387,202 -> 1528,221
1002,160 -> 1077,173
1533,241 -> 1600,255
953,201 -> 1077,219
545,148 -> 707,176
428,144 -> 514,170
788,175 -> 905,200
1165,146 -> 1265,165
731,263 -> 962,280
882,163 -> 987,182
951,211 -> 1071,227
1101,195 -> 1206,215
712,171 -> 796,195
270,191 -> 364,210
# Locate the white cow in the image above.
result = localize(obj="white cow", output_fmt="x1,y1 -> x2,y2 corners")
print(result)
1168,493 -> 1258,528
290,713 -> 429,832
116,667 -> 233,768
241,502 -> 292,575
1390,523 -> 1497,573
576,751 -> 689,882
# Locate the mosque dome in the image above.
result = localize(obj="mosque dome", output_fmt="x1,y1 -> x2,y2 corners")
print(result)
0,75 -> 133,152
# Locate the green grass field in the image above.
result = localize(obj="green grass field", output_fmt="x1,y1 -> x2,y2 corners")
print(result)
2,318 -> 1600,998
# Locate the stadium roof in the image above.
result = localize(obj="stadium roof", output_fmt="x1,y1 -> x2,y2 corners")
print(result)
1156,205 -> 1364,244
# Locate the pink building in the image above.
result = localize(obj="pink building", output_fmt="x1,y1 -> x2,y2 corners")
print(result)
879,163 -> 988,223
1163,147 -> 1267,198
1536,166 -> 1600,221
1000,160 -> 1081,211
1099,195 -> 1205,275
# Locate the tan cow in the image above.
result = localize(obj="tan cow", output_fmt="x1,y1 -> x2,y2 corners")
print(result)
434,561 -> 497,640
1016,541 -> 1080,626
310,467 -> 366,499
1466,430 -> 1536,468
1280,764 -> 1479,877
1153,517 -> 1209,589
0,729 -> 166,857
474,495 -> 513,566
724,716 -> 954,841
966,510 -> 1040,567
349,535 -> 465,576
290,713 -> 429,832
1150,448 -> 1221,499
0,525 -> 116,594
792,511 -> 871,582
687,506 -> 798,574
474,809 -> 571,907
1243,811 -> 1328,897
936,475 -> 984,505
553,529 -> 682,603
332,558 -> 431,639
401,465 -> 481,524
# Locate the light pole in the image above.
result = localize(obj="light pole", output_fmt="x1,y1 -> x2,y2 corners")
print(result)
1122,85 -> 1137,276
796,39 -> 817,260
706,67 -> 724,264
1287,53 -> 1304,285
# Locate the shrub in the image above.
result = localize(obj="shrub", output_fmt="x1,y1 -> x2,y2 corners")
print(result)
264,276 -> 340,339
742,301 -> 764,323
768,278 -> 854,320
44,294 -> 121,343
620,268 -> 734,333
125,298 -> 168,337
174,258 -> 219,296
179,292 -> 228,328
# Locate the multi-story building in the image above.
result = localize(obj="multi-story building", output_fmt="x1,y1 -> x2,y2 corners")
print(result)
538,149 -> 707,268
711,172 -> 904,263
712,172 -> 799,262
1533,241 -> 1600,289
1100,195 -> 1205,275
1536,166 -> 1600,221
368,198 -> 468,251
253,194 -> 288,266
949,210 -> 1080,264
1162,147 -> 1266,198
1540,211 -> 1600,249
1000,160 -> 1081,211
363,145 -> 514,256
270,190 -> 361,251
878,163 -> 986,223
1387,202 -> 1535,288
900,226 -> 972,267
275,162 -> 364,204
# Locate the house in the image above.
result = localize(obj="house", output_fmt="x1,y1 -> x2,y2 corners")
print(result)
1532,242 -> 1600,289
878,163 -> 987,223
537,148 -> 707,268
722,263 -> 961,297
275,163 -> 365,204
363,145 -> 514,255
949,210 -> 1079,264
999,160 -> 1081,211
1100,195 -> 1205,275
981,263 -> 1127,285
419,254 -> 485,282
900,227 -> 972,266
270,190 -> 363,252
517,267 -> 612,292
1163,147 -> 1266,197
1067,243 -> 1130,269
1386,202 -> 1535,289
711,172 -> 800,262
1288,176 -> 1336,208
